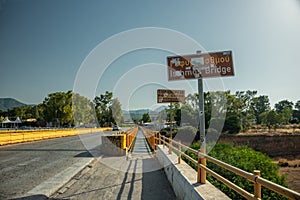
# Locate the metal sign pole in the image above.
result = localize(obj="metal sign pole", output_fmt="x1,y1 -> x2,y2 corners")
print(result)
197,50 -> 206,183
198,78 -> 205,152
196,50 -> 206,152
170,102 -> 173,139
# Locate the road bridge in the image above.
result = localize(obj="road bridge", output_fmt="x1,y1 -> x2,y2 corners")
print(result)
1,127 -> 300,199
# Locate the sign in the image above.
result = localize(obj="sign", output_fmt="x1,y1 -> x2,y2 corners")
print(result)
157,89 -> 185,103
167,50 -> 234,80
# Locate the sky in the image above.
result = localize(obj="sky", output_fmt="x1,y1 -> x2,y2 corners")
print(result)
0,0 -> 300,110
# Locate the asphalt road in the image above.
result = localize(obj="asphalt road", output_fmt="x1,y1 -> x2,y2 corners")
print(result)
0,131 -> 114,199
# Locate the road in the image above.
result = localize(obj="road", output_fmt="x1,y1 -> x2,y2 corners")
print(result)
52,129 -> 176,200
0,131 -> 114,199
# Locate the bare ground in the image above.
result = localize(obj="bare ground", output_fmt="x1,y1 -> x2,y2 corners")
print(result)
275,159 -> 300,193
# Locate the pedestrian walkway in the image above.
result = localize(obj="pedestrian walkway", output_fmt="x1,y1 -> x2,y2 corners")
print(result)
130,129 -> 152,155
51,129 -> 176,199
51,156 -> 176,200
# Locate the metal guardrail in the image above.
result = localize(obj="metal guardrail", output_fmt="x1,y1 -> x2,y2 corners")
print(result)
142,128 -> 300,200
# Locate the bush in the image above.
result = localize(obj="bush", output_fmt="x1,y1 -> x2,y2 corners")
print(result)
223,115 -> 242,134
184,143 -> 288,200
175,126 -> 197,145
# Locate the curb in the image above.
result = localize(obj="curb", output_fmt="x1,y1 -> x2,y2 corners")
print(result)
27,158 -> 95,197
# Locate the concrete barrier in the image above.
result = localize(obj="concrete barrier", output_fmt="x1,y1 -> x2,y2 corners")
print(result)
0,128 -> 112,146
156,145 -> 230,200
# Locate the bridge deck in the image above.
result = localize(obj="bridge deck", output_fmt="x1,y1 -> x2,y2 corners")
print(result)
130,129 -> 152,155
51,129 -> 176,199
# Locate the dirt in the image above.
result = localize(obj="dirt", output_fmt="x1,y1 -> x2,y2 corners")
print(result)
275,159 -> 300,193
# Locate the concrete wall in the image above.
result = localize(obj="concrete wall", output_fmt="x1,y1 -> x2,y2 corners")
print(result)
156,145 -> 230,200
219,134 -> 300,159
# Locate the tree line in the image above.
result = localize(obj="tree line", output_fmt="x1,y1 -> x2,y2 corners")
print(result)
1,89 -> 299,132
0,90 -> 123,127
160,90 -> 300,134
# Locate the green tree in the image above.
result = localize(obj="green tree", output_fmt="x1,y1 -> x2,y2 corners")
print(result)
111,98 -> 123,125
180,103 -> 198,127
260,110 -> 281,131
252,95 -> 271,124
292,100 -> 300,123
275,100 -> 293,113
275,100 -> 293,124
0,109 -> 4,122
94,91 -> 114,127
234,90 -> 257,131
72,93 -> 96,127
141,112 -> 151,123
94,91 -> 122,127
223,115 -> 241,134
280,107 -> 293,124
186,93 -> 198,110
42,90 -> 73,126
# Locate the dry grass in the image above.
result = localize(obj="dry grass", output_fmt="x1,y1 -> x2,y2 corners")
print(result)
0,127 -> 112,146
246,124 -> 300,135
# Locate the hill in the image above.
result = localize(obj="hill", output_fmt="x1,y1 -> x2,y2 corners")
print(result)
0,98 -> 27,111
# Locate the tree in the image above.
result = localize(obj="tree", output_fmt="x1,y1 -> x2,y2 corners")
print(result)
252,95 -> 271,124
141,112 -> 151,123
94,91 -> 113,127
111,98 -> 122,125
292,100 -> 300,123
180,103 -> 198,127
166,103 -> 180,124
186,93 -> 198,110
280,107 -> 293,124
260,110 -> 281,131
94,91 -> 122,127
275,100 -> 293,113
234,90 -> 257,131
223,115 -> 241,134
42,90 -> 73,126
275,100 -> 293,124
72,93 -> 96,127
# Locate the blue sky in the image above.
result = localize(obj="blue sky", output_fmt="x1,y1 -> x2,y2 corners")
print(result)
0,0 -> 299,109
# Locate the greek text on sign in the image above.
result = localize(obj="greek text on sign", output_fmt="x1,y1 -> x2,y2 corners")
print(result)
167,50 -> 234,80
157,89 -> 185,103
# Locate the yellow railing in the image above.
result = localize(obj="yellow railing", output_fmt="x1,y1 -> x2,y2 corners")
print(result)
125,127 -> 138,150
0,127 -> 112,146
101,127 -> 138,156
141,127 -> 300,200
139,126 -> 158,150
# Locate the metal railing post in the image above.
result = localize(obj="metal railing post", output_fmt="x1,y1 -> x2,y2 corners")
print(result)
168,137 -> 172,154
254,170 -> 261,199
158,132 -> 161,145
178,141 -> 181,164
197,150 -> 201,182
163,136 -> 165,148
198,150 -> 206,184
201,153 -> 207,184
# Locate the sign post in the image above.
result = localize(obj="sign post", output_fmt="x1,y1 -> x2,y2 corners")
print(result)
157,89 -> 185,154
167,50 -> 234,183
196,51 -> 206,183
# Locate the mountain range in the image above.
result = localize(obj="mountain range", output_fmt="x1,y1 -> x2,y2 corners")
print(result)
0,98 -> 27,111
0,97 -> 167,115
